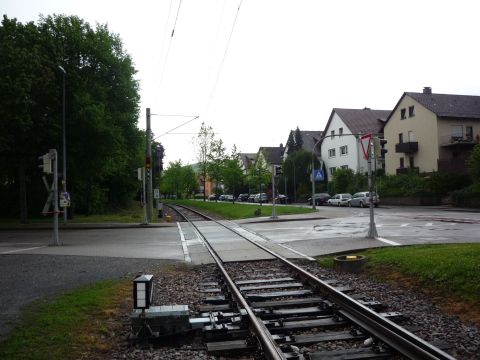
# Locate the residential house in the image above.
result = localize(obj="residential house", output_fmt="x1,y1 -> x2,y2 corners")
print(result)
283,130 -> 324,160
256,146 -> 284,169
384,87 -> 480,175
238,153 -> 256,175
321,108 -> 391,180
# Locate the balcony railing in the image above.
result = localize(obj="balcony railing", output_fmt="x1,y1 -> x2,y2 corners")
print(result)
396,167 -> 419,175
440,135 -> 475,147
437,159 -> 468,174
395,141 -> 418,153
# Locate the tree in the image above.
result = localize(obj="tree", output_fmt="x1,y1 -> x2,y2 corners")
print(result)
286,131 -> 295,156
283,149 -> 320,200
207,139 -> 226,198
161,161 -> 198,198
222,146 -> 245,198
294,126 -> 303,151
0,15 -> 142,219
468,144 -> 480,182
247,154 -> 271,203
194,122 -> 215,201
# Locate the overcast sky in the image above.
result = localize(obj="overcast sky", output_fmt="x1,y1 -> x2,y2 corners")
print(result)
4,0 -> 480,166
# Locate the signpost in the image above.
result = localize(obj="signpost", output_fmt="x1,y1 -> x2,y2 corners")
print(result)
360,134 -> 378,238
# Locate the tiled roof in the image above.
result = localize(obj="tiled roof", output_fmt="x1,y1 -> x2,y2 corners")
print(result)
334,108 -> 391,135
299,130 -> 324,150
259,147 -> 284,165
239,153 -> 256,168
407,92 -> 480,119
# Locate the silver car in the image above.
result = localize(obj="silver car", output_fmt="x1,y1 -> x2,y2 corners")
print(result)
348,191 -> 379,208
327,193 -> 352,206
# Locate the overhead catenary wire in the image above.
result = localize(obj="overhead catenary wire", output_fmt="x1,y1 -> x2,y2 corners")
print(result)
158,0 -> 184,89
204,0 -> 244,120
153,115 -> 200,140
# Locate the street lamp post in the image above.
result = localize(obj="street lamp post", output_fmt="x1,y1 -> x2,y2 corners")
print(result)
58,65 -> 67,224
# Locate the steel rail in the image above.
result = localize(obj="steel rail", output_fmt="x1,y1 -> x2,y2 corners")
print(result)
170,204 -> 286,360
172,203 -> 457,360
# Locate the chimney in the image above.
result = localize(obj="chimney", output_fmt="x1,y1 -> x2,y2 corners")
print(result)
423,87 -> 432,95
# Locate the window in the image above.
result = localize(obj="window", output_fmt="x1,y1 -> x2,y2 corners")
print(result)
341,165 -> 348,169
328,148 -> 336,157
451,125 -> 463,140
331,130 -> 335,138
399,157 -> 404,168
340,145 -> 348,155
398,133 -> 404,143
408,130 -> 414,142
329,167 -> 336,175
466,126 -> 473,141
339,127 -> 343,136
408,106 -> 415,117
400,108 -> 406,119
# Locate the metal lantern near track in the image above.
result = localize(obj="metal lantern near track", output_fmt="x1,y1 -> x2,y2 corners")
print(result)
133,274 -> 154,309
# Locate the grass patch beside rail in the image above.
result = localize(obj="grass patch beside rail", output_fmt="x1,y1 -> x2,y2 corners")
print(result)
167,199 -> 315,219
0,279 -> 129,360
317,244 -> 480,324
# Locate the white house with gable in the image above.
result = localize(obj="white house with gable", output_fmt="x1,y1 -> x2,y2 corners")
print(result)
320,108 -> 391,180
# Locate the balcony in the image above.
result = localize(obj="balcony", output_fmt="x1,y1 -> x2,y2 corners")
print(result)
396,167 -> 419,175
437,159 -> 468,174
440,135 -> 476,147
395,141 -> 418,153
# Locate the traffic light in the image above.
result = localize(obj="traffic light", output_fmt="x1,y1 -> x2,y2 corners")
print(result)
274,165 -> 283,176
380,139 -> 388,157
38,153 -> 52,174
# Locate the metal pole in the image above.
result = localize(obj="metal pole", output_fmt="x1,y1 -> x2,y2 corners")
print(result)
142,168 -> 147,225
367,140 -> 378,239
58,66 -> 67,224
311,153 -> 316,210
146,108 -> 153,223
271,165 -> 277,219
50,149 -> 61,246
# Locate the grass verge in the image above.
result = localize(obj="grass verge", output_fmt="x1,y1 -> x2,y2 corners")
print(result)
166,199 -> 315,219
0,279 -> 130,360
317,243 -> 480,324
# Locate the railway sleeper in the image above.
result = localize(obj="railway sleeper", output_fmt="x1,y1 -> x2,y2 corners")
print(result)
308,345 -> 394,360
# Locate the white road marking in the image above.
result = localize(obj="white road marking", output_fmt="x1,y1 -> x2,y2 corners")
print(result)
425,222 -> 433,226
277,243 -> 315,261
177,223 -> 191,262
1,246 -> 47,254
401,223 -> 409,227
375,237 -> 401,246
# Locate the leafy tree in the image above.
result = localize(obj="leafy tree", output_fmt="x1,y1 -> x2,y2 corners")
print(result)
207,139 -> 226,198
247,154 -> 271,202
283,149 -> 320,200
182,165 -> 199,198
468,144 -> 480,182
194,122 -> 215,201
286,131 -> 295,156
0,15 -> 142,219
222,146 -> 245,198
294,126 -> 303,151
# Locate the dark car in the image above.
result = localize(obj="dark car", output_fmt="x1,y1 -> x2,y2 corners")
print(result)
247,194 -> 256,202
308,193 -> 331,205
237,193 -> 249,202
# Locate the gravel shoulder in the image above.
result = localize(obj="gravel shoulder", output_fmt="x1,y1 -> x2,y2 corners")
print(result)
0,254 -> 175,341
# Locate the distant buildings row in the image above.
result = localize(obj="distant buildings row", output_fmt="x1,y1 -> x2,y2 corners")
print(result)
239,87 -> 480,180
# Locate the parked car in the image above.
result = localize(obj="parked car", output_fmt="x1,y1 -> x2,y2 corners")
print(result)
348,192 -> 379,207
327,193 -> 352,206
247,194 -> 256,202
275,194 -> 289,204
218,194 -> 226,201
223,194 -> 234,202
237,193 -> 249,202
208,194 -> 218,201
254,193 -> 268,203
308,193 -> 331,206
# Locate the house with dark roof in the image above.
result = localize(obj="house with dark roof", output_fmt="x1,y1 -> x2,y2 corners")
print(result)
256,146 -> 284,168
238,153 -> 256,175
320,107 -> 391,179
383,87 -> 480,175
283,130 -> 324,160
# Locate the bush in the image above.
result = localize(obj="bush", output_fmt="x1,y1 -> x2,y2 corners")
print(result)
450,183 -> 480,207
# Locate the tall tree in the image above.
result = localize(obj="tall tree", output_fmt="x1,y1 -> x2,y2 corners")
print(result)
208,139 -> 226,198
286,131 -> 295,156
194,122 -> 215,201
0,15 -> 142,218
294,126 -> 303,151
222,146 -> 245,198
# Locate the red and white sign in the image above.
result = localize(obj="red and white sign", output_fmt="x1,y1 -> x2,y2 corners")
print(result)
360,134 -> 372,160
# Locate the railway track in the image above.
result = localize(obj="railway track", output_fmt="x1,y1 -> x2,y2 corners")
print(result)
166,203 -> 456,360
